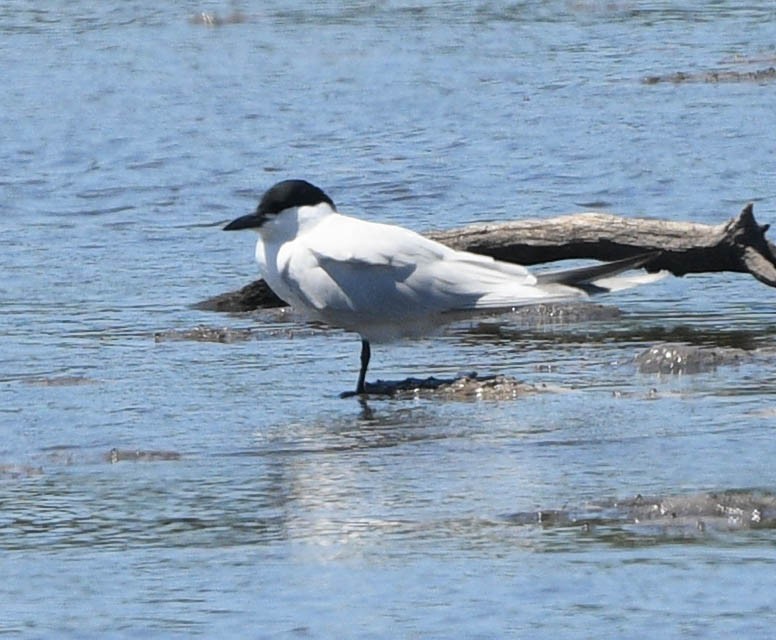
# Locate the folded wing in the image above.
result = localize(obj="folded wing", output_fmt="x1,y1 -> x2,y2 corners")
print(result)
298,214 -> 662,319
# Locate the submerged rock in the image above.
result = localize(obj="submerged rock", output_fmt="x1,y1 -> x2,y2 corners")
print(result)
504,489 -> 776,536
643,67 -> 776,84
635,342 -> 750,374
106,448 -> 182,463
23,376 -> 95,386
351,374 -> 543,400
0,464 -> 44,478
508,301 -> 622,324
154,325 -> 254,343
188,11 -> 247,26
617,490 -> 776,530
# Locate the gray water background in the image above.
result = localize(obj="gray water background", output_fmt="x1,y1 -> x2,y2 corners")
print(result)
2,1 -> 776,637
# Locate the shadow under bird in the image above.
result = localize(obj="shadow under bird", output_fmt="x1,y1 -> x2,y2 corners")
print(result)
224,179 -> 662,396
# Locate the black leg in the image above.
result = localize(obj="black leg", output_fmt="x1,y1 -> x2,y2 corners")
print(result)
355,339 -> 371,395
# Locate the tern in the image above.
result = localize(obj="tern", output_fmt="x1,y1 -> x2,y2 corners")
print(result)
224,179 -> 661,395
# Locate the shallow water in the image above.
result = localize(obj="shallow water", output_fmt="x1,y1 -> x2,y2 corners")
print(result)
2,1 -> 776,637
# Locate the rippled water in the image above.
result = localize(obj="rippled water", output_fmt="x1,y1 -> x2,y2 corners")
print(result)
2,1 -> 776,637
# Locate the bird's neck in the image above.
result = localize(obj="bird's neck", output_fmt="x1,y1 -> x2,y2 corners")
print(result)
260,203 -> 335,243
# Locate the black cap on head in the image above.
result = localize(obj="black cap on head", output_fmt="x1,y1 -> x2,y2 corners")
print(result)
258,179 -> 335,216
224,179 -> 335,231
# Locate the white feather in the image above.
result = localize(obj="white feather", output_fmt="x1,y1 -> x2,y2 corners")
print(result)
253,203 -> 652,342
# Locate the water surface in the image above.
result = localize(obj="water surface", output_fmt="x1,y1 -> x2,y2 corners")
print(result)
2,1 -> 776,637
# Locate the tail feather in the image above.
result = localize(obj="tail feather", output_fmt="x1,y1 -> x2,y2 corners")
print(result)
536,252 -> 664,295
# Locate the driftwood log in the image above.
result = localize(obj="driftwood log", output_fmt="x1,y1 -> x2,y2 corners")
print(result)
198,203 -> 775,312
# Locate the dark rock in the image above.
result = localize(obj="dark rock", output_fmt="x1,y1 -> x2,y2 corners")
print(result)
193,280 -> 285,313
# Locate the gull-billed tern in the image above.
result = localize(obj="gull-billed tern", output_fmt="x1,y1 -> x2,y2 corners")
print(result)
224,179 -> 662,395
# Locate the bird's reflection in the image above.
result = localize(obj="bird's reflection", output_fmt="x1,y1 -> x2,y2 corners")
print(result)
356,396 -> 374,421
